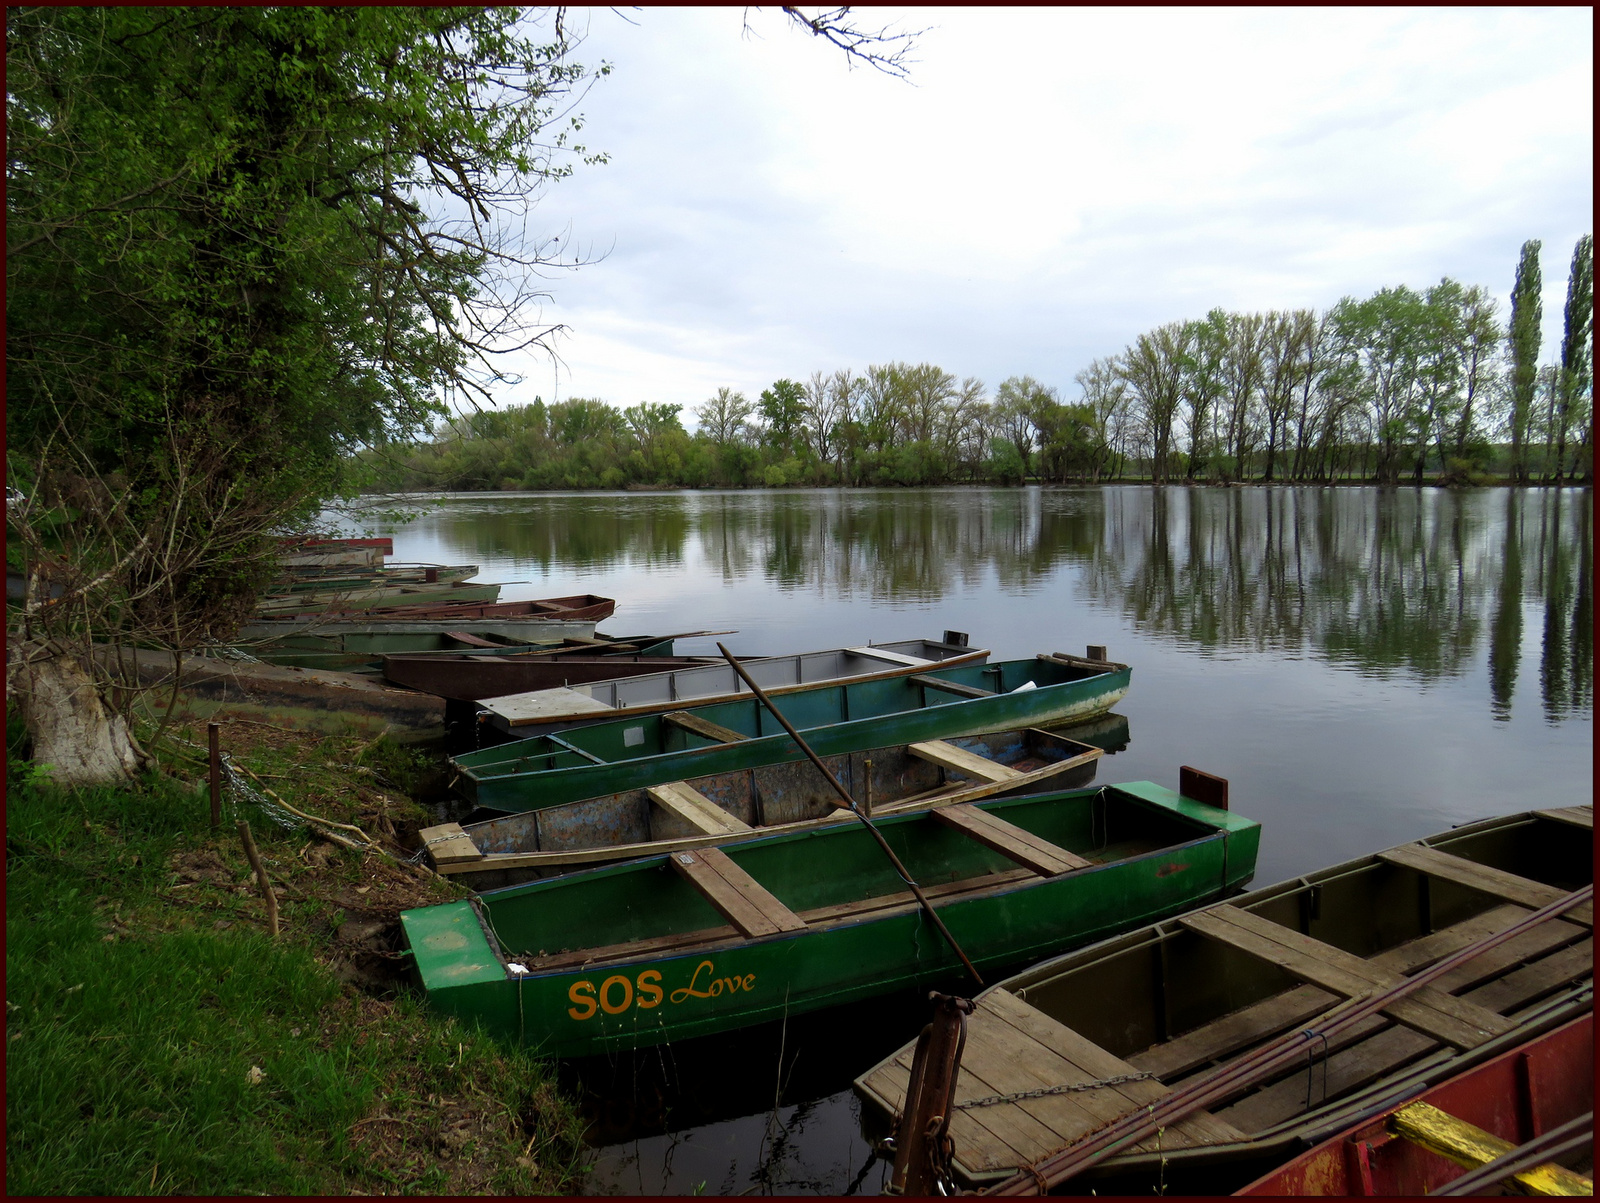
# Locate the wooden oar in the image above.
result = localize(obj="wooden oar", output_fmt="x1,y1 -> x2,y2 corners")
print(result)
717,642 -> 983,987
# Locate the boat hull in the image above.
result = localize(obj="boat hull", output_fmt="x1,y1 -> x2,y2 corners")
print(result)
452,654 -> 1131,813
428,722 -> 1121,888
401,782 -> 1258,1059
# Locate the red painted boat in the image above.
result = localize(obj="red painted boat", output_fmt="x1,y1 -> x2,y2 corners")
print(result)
1236,1012 -> 1593,1195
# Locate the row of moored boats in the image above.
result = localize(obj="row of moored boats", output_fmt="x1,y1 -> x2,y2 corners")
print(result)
268,539 -> 1595,1195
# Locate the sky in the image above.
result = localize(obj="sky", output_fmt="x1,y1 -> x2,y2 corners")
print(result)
482,7 -> 1593,425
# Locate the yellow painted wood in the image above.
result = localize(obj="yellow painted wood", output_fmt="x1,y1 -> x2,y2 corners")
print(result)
1388,1101 -> 1594,1196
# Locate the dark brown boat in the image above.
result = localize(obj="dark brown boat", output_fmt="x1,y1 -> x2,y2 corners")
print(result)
382,649 -> 722,701
320,593 -> 617,622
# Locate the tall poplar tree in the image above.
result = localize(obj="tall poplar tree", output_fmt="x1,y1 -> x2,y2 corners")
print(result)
1555,234 -> 1593,483
1506,239 -> 1543,484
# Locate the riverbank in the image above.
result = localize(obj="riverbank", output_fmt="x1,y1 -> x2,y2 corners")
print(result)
4,718 -> 591,1196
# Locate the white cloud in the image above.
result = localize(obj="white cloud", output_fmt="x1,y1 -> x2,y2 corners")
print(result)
487,6 -> 1593,414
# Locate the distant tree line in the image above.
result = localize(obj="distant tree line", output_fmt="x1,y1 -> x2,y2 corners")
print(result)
360,236 -> 1593,491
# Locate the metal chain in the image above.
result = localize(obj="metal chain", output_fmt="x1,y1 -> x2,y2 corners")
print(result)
955,1071 -> 1155,1109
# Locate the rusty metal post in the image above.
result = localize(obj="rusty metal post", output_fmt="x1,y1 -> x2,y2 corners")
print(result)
208,722 -> 221,830
889,992 -> 975,1196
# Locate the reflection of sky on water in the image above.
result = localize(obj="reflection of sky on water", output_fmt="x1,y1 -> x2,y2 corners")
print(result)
335,485 -> 1591,1195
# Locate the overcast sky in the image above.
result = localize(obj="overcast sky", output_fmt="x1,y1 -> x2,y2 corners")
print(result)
488,6 -> 1593,422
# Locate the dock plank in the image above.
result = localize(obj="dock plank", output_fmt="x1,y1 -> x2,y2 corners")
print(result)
662,711 -> 749,744
932,804 -> 1091,877
668,847 -> 805,938
872,1057 -> 1038,1177
647,782 -> 752,836
907,740 -> 1025,784
1379,844 -> 1593,926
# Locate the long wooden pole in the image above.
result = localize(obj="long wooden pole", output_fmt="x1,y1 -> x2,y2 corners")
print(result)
717,643 -> 983,987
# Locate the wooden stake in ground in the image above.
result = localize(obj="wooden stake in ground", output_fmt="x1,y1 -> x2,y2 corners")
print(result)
208,722 -> 221,829
236,820 -> 279,938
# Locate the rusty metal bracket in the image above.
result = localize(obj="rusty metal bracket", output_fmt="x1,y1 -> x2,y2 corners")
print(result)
889,992 -> 975,1196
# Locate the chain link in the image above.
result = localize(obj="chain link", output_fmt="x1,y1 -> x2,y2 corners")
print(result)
955,1071 -> 1155,1109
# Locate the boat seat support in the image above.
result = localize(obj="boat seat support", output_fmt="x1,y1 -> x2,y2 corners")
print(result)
1378,844 -> 1593,927
932,804 -> 1092,877
648,782 -> 752,837
662,711 -> 749,745
907,674 -> 993,699
907,740 -> 1024,784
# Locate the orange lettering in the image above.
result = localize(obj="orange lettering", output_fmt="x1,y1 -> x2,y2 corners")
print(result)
600,974 -> 633,1014
567,980 -> 597,1021
635,970 -> 663,1009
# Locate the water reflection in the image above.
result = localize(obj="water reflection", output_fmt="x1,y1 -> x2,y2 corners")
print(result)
392,486 -> 1593,723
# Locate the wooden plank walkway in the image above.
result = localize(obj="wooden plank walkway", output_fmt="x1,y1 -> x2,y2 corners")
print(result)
857,988 -> 1245,1182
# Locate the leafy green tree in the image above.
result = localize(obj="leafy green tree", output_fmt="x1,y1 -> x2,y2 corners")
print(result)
756,379 -> 807,459
1117,323 -> 1190,483
1180,309 -> 1230,479
6,7 -> 601,780
695,387 -> 753,448
1506,239 -> 1544,484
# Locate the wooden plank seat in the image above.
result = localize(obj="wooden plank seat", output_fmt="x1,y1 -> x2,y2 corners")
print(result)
418,822 -> 484,867
1388,1100 -> 1594,1196
907,740 -> 1025,784
907,673 -> 994,699
1178,905 -> 1513,1049
1131,903 -> 1581,1081
662,711 -> 749,744
845,645 -> 933,667
443,630 -> 501,647
1536,805 -> 1593,829
1379,843 -> 1593,926
933,803 -> 1092,877
647,781 -> 752,836
667,847 -> 805,939
859,988 -> 1245,1180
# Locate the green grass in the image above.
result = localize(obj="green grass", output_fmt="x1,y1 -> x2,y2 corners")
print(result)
6,748 -> 590,1195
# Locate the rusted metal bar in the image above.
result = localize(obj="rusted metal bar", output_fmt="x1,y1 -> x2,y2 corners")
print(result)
985,883 -> 1595,1194
717,643 -> 983,987
208,722 -> 221,830
889,992 -> 976,1196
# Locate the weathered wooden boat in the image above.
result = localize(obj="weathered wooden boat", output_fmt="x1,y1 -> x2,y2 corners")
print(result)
384,650 -> 722,701
254,577 -> 502,616
853,805 -> 1594,1194
270,561 -> 480,589
400,773 -> 1258,1059
420,722 -> 1118,888
239,607 -> 604,654
350,594 -> 616,623
1235,1011 -> 1592,1196
449,650 -> 1132,814
275,536 -> 392,569
244,628 -> 666,674
478,637 -> 991,735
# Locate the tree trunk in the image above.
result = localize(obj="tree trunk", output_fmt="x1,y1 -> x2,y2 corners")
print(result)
8,641 -> 146,787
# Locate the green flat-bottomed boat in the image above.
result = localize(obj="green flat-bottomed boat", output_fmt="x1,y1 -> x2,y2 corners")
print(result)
451,651 -> 1131,814
400,776 -> 1258,1059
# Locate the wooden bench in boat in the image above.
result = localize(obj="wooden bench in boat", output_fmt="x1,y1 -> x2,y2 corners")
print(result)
1378,843 -> 1594,926
662,711 -> 749,744
845,645 -> 933,668
932,803 -> 1092,877
1388,1100 -> 1593,1195
443,630 -> 502,647
907,740 -> 1024,784
858,987 -> 1247,1181
1178,904 -> 1512,1049
668,847 -> 805,939
647,781 -> 752,837
907,674 -> 994,699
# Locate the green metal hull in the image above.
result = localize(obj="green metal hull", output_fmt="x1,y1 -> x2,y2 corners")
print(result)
400,782 -> 1257,1059
453,655 -> 1132,814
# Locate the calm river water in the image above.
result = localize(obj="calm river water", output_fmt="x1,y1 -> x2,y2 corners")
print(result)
346,485 -> 1591,1196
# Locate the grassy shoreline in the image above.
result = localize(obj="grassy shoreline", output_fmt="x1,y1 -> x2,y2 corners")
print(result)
5,719 -> 591,1196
